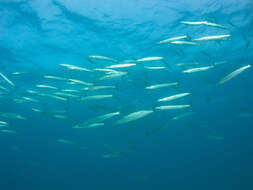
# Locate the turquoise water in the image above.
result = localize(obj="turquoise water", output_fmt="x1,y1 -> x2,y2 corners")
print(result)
0,0 -> 253,189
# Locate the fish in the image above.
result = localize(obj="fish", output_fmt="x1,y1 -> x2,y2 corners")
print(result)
144,66 -> 166,70
145,82 -> 178,90
90,112 -> 120,122
170,41 -> 198,45
183,66 -> 214,73
68,79 -> 93,86
44,75 -> 68,81
26,90 -> 39,94
12,71 -> 29,75
94,68 -> 118,73
57,139 -> 76,145
31,108 -> 43,113
181,21 -> 210,25
102,152 -> 121,158
0,121 -> 8,127
36,93 -> 68,101
59,64 -> 91,72
217,65 -> 251,85
155,105 -> 191,110
0,113 -> 26,120
46,94 -> 68,101
181,21 -> 226,29
171,111 -> 195,120
0,129 -> 17,134
0,85 -> 9,92
74,112 -> 120,128
88,112 -> 120,123
54,92 -> 79,98
53,114 -> 68,119
204,22 -> 227,29
79,95 -> 113,101
157,35 -> 188,45
13,98 -> 28,104
158,93 -> 190,102
82,85 -> 116,91
0,124 -> 8,127
36,85 -> 58,90
193,34 -> 231,41
115,110 -> 153,125
23,97 -> 39,103
61,89 -> 80,93
176,62 -> 199,67
213,61 -> 228,66
106,63 -> 136,69
88,55 -> 118,63
73,123 -> 104,129
136,57 -> 164,62
99,72 -> 127,80
0,72 -> 15,86
0,121 -> 8,126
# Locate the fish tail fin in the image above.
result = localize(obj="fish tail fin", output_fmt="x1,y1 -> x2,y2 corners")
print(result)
186,33 -> 192,41
162,60 -> 172,70
87,57 -> 96,64
152,104 -> 157,112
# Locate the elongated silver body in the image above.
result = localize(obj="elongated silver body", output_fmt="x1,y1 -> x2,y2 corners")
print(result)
115,110 -> 153,125
217,65 -> 251,85
158,93 -> 190,102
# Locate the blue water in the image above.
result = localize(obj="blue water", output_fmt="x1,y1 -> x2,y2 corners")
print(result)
0,0 -> 253,189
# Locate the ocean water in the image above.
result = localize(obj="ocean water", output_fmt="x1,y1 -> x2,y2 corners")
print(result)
0,0 -> 253,189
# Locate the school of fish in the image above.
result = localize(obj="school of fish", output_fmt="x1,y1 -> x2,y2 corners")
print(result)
0,20 -> 251,157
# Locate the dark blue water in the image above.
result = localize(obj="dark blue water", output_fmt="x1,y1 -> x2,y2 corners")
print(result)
0,0 -> 253,189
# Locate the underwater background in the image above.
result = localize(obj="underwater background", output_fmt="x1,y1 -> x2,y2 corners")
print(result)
0,0 -> 253,189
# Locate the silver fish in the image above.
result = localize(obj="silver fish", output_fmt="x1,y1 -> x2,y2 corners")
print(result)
36,85 -> 58,90
183,66 -> 214,73
181,21 -> 226,29
144,66 -> 166,70
99,72 -> 127,80
31,108 -> 43,113
0,129 -> 17,134
74,112 -> 120,128
158,93 -> 190,102
217,65 -> 251,85
82,85 -> 116,91
0,112 -> 26,120
193,34 -> 231,41
171,111 -> 195,120
136,57 -> 164,62
88,55 -> 118,63
155,105 -> 191,110
0,72 -> 15,86
80,95 -> 113,101
170,41 -> 198,45
106,63 -> 136,69
73,122 -> 104,129
44,75 -> 68,81
23,97 -> 39,103
54,92 -> 79,98
68,79 -> 93,86
157,35 -> 188,45
115,110 -> 153,125
145,82 -> 178,90
57,139 -> 76,145
59,64 -> 91,72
